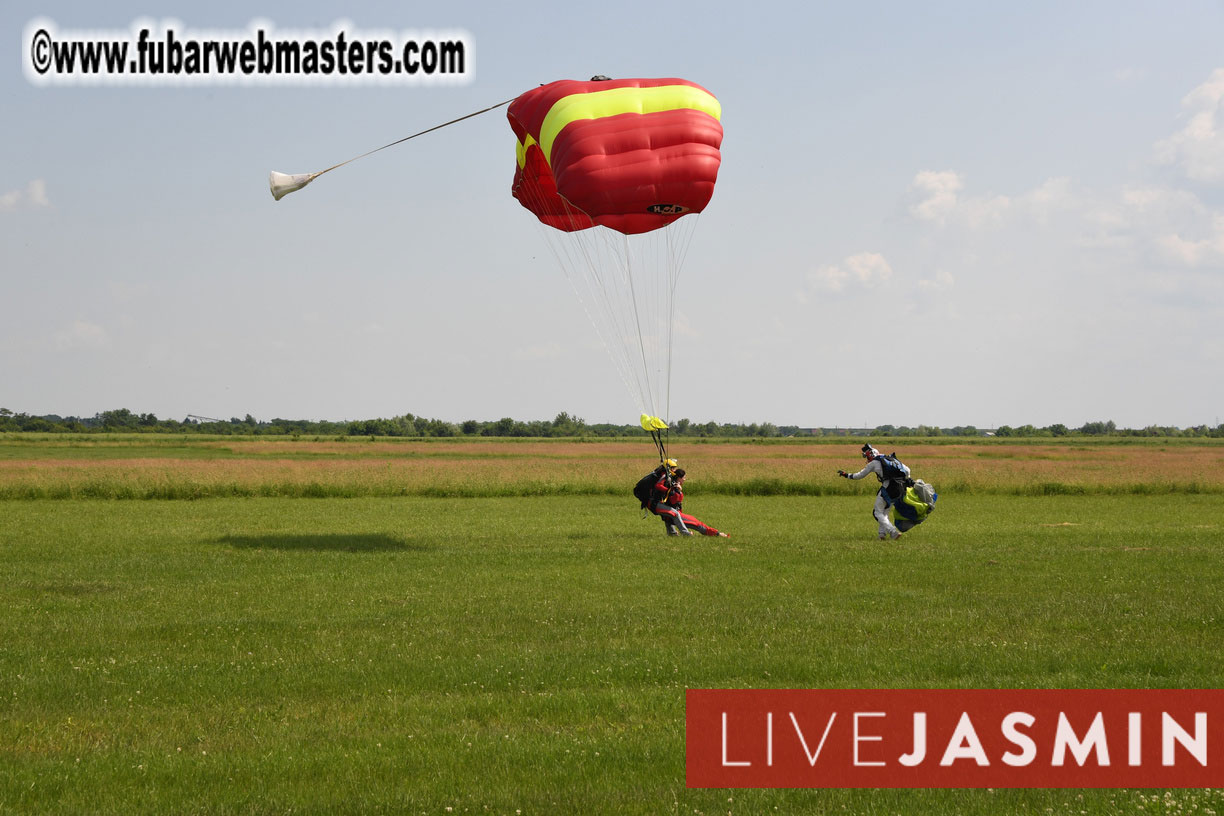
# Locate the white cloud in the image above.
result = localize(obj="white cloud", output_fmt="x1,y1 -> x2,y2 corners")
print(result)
918,269 -> 955,291
1119,185 -> 1206,217
0,179 -> 51,213
1017,177 -> 1075,225
54,321 -> 110,350
906,165 -> 1224,271
808,252 -> 893,293
961,193 -> 1012,229
1091,185 -> 1224,267
1154,67 -> 1224,183
845,252 -> 893,284
908,170 -> 1013,229
1156,213 -> 1224,267
27,179 -> 50,207
913,174 -> 1075,229
908,170 -> 963,224
672,309 -> 699,339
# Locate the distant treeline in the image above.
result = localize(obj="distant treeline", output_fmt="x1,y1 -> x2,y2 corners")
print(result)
2,408 -> 1222,439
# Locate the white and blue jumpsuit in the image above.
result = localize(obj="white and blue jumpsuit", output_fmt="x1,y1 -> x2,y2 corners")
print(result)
847,459 -> 904,538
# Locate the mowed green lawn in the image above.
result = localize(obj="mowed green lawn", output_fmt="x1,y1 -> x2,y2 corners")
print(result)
2,491 -> 1223,814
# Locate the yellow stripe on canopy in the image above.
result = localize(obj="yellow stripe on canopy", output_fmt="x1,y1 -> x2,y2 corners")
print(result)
515,134 -> 538,169
538,84 -> 721,166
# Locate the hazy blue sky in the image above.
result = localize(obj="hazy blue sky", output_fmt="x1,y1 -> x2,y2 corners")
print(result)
4,1 -> 1223,428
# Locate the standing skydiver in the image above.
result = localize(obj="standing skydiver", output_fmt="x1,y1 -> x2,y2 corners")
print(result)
838,444 -> 912,540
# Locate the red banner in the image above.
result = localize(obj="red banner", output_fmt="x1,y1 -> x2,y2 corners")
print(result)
686,689 -> 1224,788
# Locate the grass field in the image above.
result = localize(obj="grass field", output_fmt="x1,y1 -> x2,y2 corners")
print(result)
1,435 -> 1223,814
2,434 -> 1222,499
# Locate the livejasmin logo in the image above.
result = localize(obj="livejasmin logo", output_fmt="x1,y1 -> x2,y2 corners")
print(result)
686,689 -> 1224,788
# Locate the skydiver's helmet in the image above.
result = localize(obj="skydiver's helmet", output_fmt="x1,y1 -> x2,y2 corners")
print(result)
657,458 -> 679,477
590,74 -> 612,81
861,445 -> 880,462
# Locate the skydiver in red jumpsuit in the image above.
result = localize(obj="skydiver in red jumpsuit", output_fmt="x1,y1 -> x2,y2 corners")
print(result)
650,468 -> 729,537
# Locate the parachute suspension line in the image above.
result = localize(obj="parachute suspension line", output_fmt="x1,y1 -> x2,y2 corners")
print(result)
649,428 -> 667,464
664,227 -> 678,429
516,184 -> 645,413
663,215 -> 699,429
516,192 -> 699,433
669,235 -> 677,429
510,147 -> 701,426
623,225 -> 677,425
271,95 -> 519,200
576,226 -> 653,418
651,228 -> 670,425
583,228 -> 647,413
313,96 -> 519,178
621,231 -> 661,422
591,228 -> 649,413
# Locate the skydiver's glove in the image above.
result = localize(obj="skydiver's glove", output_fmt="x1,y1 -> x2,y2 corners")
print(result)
838,470 -> 849,478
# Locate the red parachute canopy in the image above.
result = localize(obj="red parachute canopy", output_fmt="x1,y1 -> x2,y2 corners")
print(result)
508,77 -> 723,235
